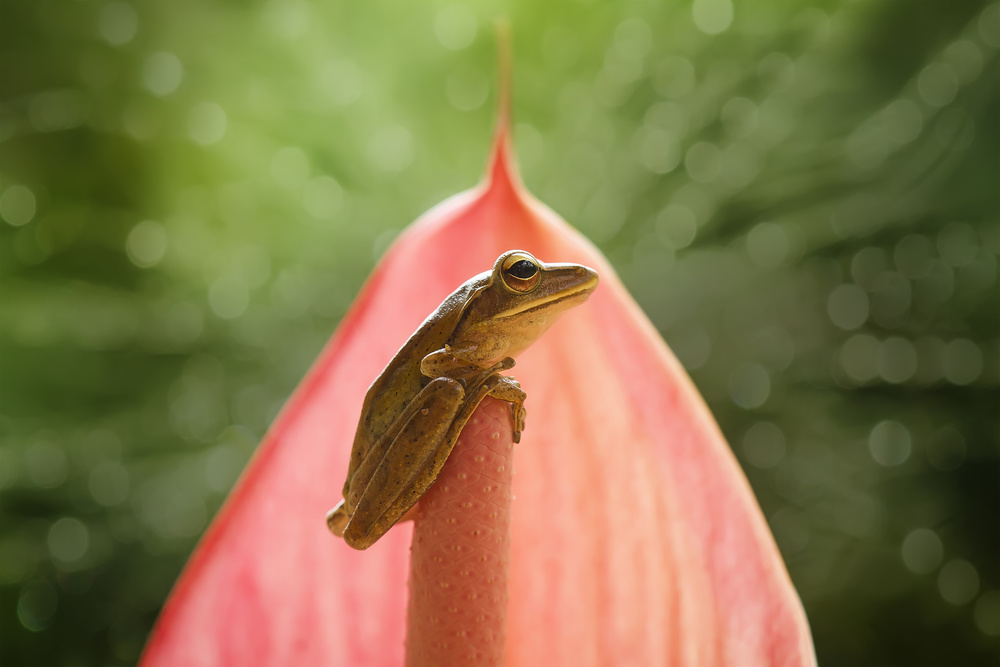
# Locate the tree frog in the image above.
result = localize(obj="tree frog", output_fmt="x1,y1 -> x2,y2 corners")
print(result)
327,249 -> 599,550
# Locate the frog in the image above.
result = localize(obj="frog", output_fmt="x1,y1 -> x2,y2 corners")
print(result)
327,249 -> 599,550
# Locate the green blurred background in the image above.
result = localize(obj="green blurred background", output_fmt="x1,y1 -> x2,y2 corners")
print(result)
2,0 -> 998,664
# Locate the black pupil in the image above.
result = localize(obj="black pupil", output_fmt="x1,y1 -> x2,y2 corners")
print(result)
508,260 -> 538,279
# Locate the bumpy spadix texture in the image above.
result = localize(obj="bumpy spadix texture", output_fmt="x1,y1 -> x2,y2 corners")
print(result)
141,124 -> 816,665
406,397 -> 514,667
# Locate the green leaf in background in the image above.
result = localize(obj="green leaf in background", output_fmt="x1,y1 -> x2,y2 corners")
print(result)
1,1 -> 997,665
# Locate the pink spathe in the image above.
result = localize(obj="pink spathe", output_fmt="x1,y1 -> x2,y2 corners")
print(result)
141,125 -> 816,666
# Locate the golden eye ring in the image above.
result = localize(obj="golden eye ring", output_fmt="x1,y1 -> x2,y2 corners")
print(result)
500,252 -> 541,293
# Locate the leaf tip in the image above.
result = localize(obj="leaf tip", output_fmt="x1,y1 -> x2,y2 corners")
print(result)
485,19 -> 521,196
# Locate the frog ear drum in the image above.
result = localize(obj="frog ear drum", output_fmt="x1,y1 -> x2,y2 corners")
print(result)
500,252 -> 541,293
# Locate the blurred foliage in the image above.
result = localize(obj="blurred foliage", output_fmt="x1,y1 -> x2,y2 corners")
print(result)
1,0 -> 998,665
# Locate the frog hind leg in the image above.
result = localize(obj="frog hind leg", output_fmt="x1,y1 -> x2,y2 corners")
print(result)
343,371 -> 517,550
326,500 -> 350,536
341,377 -> 466,549
394,371 -> 524,510
328,377 -> 460,538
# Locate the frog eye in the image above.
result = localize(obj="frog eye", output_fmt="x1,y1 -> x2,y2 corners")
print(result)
500,252 -> 541,292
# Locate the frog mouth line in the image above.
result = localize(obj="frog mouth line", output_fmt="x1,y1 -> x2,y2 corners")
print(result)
496,280 -> 597,318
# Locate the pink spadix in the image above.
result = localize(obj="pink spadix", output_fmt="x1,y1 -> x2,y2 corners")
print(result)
405,397 -> 514,666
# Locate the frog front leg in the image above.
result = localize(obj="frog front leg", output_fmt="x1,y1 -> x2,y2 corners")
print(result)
431,372 -> 526,477
420,346 -> 515,384
421,348 -> 525,438
488,375 -> 527,443
425,348 -> 527,435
